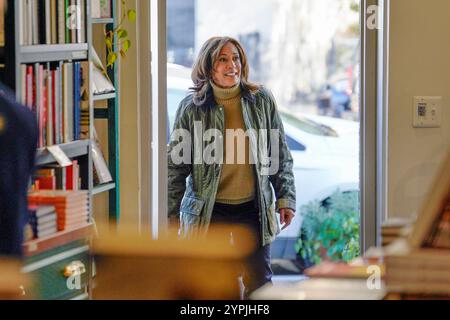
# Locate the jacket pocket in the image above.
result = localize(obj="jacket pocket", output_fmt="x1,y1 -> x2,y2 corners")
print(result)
180,195 -> 205,216
180,196 -> 205,228
180,196 -> 205,236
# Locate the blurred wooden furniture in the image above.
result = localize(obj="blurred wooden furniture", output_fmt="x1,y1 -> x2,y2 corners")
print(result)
0,259 -> 31,300
92,224 -> 256,300
22,224 -> 93,300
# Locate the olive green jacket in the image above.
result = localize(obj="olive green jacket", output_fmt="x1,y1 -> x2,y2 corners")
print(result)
167,86 -> 296,246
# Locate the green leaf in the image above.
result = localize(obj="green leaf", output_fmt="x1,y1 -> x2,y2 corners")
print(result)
123,40 -> 131,52
128,10 -> 137,22
117,29 -> 128,39
105,37 -> 113,50
107,52 -> 117,67
120,50 -> 126,59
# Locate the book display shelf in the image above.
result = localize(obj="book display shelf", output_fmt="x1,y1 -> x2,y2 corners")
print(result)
1,0 -> 119,300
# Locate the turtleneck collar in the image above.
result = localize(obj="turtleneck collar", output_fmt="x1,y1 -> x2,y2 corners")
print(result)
210,81 -> 242,101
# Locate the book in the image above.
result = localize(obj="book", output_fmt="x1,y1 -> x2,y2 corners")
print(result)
21,62 -> 84,147
91,47 -> 115,95
50,0 -> 57,44
30,212 -> 57,225
34,205 -> 56,218
100,0 -> 111,18
92,139 -> 113,184
28,191 -> 89,232
91,0 -> 101,18
79,61 -> 90,139
19,0 -> 87,45
57,0 -> 66,44
73,62 -> 80,140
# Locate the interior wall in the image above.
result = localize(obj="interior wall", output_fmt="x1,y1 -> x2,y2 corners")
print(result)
387,0 -> 450,219
93,0 -> 147,230
118,0 -> 140,229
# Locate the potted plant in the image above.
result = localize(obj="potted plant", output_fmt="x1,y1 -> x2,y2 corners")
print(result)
295,189 -> 361,267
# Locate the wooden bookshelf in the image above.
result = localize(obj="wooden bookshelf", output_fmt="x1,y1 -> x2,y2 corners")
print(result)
1,0 -> 119,300
93,92 -> 116,101
92,18 -> 114,25
19,44 -> 88,63
93,182 -> 116,195
35,140 -> 90,166
22,223 -> 93,257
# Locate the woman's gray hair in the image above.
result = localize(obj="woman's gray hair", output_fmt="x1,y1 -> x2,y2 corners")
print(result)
190,36 -> 259,106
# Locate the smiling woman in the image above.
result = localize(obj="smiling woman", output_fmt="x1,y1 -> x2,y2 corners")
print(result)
167,36 -> 297,298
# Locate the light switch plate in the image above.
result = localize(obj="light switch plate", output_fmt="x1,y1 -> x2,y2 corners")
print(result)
412,96 -> 442,128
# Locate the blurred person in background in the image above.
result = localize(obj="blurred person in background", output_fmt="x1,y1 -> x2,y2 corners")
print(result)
0,80 -> 37,256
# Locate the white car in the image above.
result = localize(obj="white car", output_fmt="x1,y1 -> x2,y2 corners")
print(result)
167,64 -> 359,261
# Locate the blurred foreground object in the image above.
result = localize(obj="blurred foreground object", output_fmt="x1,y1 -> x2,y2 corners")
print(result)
0,258 -> 31,299
381,218 -> 414,247
252,257 -> 386,300
384,150 -> 450,297
92,224 -> 256,300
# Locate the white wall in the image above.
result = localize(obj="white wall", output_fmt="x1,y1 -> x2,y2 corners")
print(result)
387,0 -> 450,219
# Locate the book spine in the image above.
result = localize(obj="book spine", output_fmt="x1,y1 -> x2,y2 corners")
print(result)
45,0 -> 51,44
57,0 -> 65,44
70,0 -> 77,44
26,65 -> 33,109
100,0 -> 111,18
32,0 -> 39,44
65,0 -> 70,43
46,65 -> 53,146
18,0 -> 24,45
20,65 -> 27,106
73,62 -> 80,140
91,0 -> 101,19
50,0 -> 57,44
58,61 -> 64,144
66,62 -> 74,142
38,0 -> 46,44
62,63 -> 69,143
79,0 -> 86,43
52,69 -> 57,145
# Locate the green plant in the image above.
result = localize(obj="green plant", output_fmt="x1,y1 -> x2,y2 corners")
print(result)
105,1 -> 137,68
295,190 -> 360,265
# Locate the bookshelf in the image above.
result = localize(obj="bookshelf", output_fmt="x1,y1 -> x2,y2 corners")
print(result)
90,1 -> 120,222
1,0 -> 119,300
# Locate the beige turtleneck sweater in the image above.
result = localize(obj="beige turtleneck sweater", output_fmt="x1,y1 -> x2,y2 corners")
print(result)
211,81 -> 256,204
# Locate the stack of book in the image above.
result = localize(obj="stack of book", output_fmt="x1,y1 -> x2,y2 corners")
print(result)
28,205 -> 58,240
385,151 -> 450,296
28,190 -> 89,232
381,218 -> 413,246
19,61 -> 89,147
19,0 -> 87,46
33,160 -> 80,191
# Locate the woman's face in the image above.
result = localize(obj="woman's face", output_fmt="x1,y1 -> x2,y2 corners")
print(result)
211,42 -> 242,88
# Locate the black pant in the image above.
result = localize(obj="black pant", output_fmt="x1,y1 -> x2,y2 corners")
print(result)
210,200 -> 273,298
